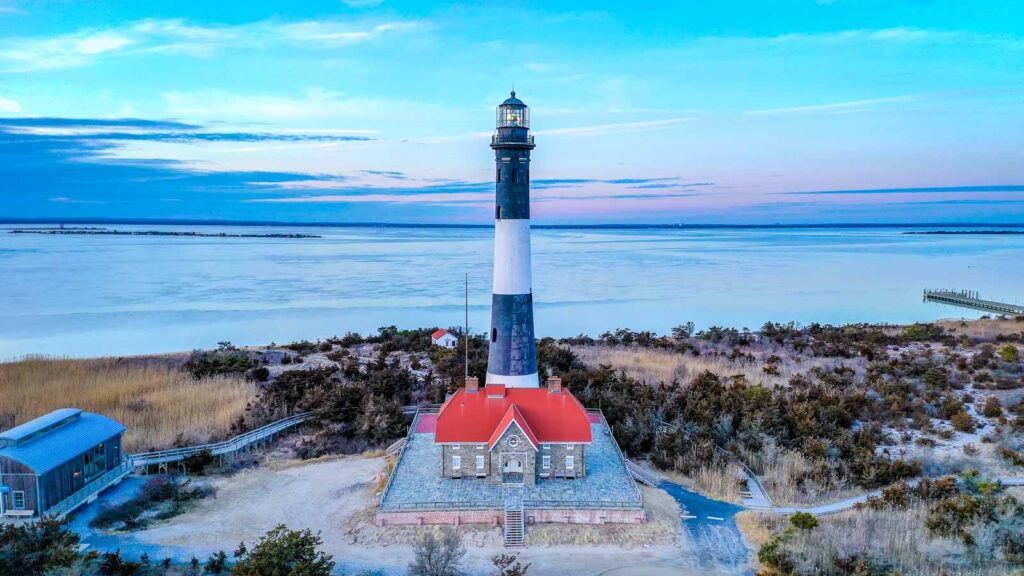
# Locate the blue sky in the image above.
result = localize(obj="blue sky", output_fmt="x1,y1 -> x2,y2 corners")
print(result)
1,0 -> 1022,224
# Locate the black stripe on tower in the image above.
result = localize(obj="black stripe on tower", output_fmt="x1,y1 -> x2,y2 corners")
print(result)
495,150 -> 530,220
487,293 -> 538,376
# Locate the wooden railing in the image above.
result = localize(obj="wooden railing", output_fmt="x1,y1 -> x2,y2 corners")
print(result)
130,412 -> 310,469
45,459 -> 133,518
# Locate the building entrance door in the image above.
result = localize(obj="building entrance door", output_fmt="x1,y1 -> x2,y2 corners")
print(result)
502,456 -> 524,485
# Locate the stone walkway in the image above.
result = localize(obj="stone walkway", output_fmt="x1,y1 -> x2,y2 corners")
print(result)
380,419 -> 643,511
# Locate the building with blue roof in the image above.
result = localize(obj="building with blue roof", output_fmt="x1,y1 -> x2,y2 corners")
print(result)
0,408 -> 125,517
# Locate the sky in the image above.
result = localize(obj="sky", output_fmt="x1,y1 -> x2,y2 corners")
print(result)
0,0 -> 1022,224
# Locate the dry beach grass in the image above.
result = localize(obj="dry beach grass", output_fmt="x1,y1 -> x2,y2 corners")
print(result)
0,356 -> 254,451
570,344 -> 851,389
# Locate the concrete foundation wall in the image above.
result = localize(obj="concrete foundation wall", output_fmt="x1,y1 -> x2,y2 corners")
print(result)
376,508 -> 645,527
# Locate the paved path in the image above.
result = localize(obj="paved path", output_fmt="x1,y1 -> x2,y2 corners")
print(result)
659,482 -> 751,575
749,477 -> 1024,516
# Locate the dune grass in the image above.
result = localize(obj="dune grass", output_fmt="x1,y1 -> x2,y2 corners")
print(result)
741,504 -> 1011,576
570,343 -> 847,389
0,356 -> 255,452
937,316 -> 1024,341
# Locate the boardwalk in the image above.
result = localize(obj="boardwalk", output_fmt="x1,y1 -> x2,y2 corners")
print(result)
923,289 -> 1024,316
130,412 -> 310,470
756,477 -> 1024,516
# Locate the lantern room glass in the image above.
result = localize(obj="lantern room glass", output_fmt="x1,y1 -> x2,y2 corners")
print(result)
496,105 -> 529,129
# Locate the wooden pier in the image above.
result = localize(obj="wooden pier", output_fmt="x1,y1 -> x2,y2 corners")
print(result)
923,289 -> 1024,316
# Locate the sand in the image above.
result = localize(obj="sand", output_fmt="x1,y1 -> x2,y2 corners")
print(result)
124,453 -> 713,575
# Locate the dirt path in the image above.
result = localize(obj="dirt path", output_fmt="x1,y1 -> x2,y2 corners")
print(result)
75,455 -> 750,575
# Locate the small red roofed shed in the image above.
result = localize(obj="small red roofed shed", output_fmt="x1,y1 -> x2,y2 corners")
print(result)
430,329 -> 458,349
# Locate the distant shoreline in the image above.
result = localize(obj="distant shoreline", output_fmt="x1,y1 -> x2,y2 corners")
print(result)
8,228 -> 321,239
903,230 -> 1024,235
3,218 -> 1024,231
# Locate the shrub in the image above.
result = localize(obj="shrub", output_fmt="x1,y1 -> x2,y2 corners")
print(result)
204,550 -> 228,574
183,449 -> 215,475
999,344 -> 1020,362
98,550 -> 141,576
983,396 -> 1002,418
951,411 -> 976,433
408,528 -> 466,576
247,366 -> 270,382
0,517 -> 80,575
790,512 -> 818,530
232,525 -> 334,576
186,344 -> 257,378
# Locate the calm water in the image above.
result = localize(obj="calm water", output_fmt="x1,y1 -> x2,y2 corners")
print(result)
2,225 -> 1022,359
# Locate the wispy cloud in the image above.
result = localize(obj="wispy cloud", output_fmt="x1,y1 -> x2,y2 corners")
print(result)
0,117 -> 373,143
777,185 -> 1024,196
535,118 -> 691,137
49,196 -> 107,204
246,176 -> 711,207
0,95 -> 22,113
0,17 -> 426,72
755,27 -> 1023,48
746,95 -> 918,116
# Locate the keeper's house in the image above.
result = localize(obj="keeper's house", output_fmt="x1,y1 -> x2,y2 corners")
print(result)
0,408 -> 125,518
435,377 -> 592,486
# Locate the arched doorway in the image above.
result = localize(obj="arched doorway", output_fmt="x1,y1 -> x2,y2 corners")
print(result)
502,456 -> 524,485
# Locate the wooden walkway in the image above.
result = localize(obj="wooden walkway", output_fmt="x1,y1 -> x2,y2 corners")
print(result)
130,412 -> 311,471
923,289 -> 1024,316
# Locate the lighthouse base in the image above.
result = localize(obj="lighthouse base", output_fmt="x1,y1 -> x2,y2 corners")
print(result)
485,372 -> 539,388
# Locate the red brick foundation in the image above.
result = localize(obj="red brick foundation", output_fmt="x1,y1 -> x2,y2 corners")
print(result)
375,508 -> 646,527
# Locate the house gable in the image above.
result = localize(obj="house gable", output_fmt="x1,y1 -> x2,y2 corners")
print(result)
487,407 -> 539,452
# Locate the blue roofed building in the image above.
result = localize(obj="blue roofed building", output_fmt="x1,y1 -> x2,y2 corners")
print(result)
0,408 -> 127,518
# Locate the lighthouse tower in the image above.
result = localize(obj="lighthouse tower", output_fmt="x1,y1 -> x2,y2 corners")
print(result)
486,92 -> 539,388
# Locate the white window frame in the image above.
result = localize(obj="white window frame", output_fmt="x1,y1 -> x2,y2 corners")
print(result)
567,444 -> 575,450
565,455 -> 574,469
476,455 -> 485,470
542,455 -> 551,469
12,491 -> 25,510
452,455 -> 461,469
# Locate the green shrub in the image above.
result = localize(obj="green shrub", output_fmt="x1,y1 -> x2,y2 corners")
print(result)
790,512 -> 818,530
999,344 -> 1020,363
0,517 -> 80,575
183,449 -> 215,475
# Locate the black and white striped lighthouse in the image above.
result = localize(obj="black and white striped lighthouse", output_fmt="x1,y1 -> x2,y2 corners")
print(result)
486,91 -> 539,388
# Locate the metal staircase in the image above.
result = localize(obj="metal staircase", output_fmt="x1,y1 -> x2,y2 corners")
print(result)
503,488 -> 525,548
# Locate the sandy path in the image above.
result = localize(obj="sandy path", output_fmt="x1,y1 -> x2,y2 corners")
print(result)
117,454 -> 739,575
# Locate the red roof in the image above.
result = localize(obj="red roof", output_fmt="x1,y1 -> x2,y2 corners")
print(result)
435,387 -> 592,446
487,405 -> 539,450
431,329 -> 449,340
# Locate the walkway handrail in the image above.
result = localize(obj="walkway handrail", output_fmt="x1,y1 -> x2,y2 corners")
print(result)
378,410 -> 419,506
923,289 -> 1024,316
590,409 -> 644,505
652,415 -> 772,507
130,412 -> 310,467
45,458 -> 133,518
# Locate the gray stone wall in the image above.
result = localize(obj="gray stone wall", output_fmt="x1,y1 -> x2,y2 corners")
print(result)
439,438 -> 586,484
539,443 -> 586,478
441,444 -> 489,478
489,423 -> 537,486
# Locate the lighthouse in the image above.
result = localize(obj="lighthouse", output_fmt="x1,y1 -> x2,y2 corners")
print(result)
486,91 -> 539,388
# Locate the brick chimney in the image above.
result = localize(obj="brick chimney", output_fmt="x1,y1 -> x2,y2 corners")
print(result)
546,376 -> 562,393
465,376 -> 479,393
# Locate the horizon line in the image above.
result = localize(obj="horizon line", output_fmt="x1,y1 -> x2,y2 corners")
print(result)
4,217 -> 1024,230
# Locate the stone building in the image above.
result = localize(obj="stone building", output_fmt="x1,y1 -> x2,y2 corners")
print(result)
435,376 -> 591,486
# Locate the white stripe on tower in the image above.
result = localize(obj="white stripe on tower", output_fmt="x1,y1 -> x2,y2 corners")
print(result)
492,219 -> 532,295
